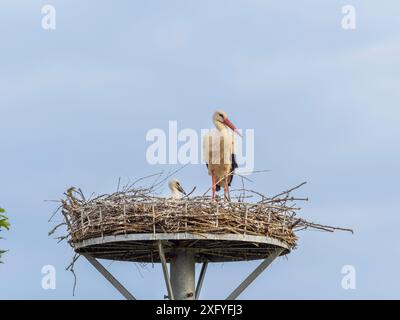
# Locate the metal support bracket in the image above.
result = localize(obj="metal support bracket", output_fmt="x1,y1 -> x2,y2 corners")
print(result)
195,262 -> 208,300
157,241 -> 175,300
82,253 -> 136,300
226,248 -> 284,300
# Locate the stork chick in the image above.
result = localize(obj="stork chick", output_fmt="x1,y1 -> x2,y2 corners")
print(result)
168,179 -> 186,200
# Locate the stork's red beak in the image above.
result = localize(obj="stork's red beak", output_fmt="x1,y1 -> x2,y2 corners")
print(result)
224,118 -> 242,137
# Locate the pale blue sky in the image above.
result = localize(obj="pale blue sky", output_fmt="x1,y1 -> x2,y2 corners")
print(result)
1,1 -> 399,299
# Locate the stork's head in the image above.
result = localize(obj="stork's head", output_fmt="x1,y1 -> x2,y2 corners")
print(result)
213,110 -> 241,136
168,178 -> 186,196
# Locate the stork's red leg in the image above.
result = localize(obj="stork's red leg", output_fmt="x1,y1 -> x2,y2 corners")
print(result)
224,179 -> 230,201
211,171 -> 216,201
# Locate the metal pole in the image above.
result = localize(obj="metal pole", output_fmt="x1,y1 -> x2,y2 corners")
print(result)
82,254 -> 136,300
195,262 -> 208,300
170,248 -> 195,300
226,248 -> 284,300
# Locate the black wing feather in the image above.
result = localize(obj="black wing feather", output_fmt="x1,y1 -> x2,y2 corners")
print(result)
228,153 -> 238,186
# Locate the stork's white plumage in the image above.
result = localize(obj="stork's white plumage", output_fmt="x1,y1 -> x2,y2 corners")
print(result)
168,179 -> 186,200
203,110 -> 241,201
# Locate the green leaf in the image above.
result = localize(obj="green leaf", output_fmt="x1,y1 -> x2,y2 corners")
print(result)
0,208 -> 4,213
0,214 -> 10,230
0,249 -> 7,263
0,220 -> 10,230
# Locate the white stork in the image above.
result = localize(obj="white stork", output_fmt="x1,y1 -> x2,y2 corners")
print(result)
203,110 -> 241,201
168,179 -> 186,200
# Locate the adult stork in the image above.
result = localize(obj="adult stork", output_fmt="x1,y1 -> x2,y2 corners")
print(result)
203,110 -> 241,201
168,178 -> 186,200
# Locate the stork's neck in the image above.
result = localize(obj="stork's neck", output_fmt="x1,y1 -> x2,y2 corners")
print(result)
171,189 -> 182,200
213,119 -> 227,132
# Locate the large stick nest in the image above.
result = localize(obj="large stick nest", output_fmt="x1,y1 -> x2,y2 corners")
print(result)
54,180 -> 352,251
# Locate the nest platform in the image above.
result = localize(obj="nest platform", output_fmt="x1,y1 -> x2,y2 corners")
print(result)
74,232 -> 290,263
57,185 -> 350,264
66,195 -> 298,263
